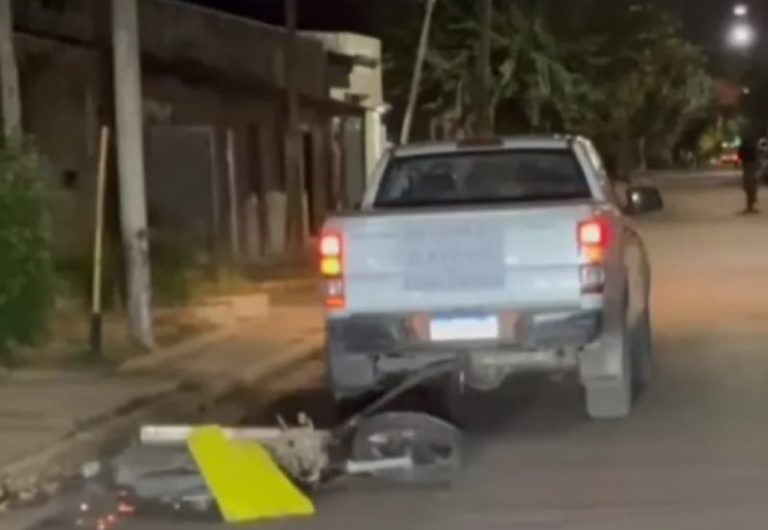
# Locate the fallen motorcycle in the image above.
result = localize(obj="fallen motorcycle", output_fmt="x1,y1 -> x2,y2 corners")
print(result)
102,362 -> 463,523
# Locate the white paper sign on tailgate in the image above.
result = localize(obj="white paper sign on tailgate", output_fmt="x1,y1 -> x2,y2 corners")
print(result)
429,315 -> 500,342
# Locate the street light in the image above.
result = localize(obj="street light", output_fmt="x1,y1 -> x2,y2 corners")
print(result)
734,3 -> 749,17
728,21 -> 757,49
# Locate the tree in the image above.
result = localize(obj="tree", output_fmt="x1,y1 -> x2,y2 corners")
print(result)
381,0 -> 714,171
519,1 -> 714,170
489,3 -> 587,132
387,0 -> 579,137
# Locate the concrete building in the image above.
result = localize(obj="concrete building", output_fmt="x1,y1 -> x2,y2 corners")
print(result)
12,0 -> 376,265
306,32 -> 388,199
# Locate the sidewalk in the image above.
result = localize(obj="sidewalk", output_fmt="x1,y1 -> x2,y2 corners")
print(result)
0,288 -> 324,501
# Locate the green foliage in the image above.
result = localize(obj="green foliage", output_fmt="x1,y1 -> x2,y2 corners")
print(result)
697,114 -> 746,161
0,144 -> 54,362
56,241 -> 123,311
421,1 -> 582,134
150,230 -> 200,307
382,0 -> 715,168
570,3 -> 714,168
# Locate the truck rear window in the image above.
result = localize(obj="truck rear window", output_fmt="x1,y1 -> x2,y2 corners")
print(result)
374,149 -> 591,208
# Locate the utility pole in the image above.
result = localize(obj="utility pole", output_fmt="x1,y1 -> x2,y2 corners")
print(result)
0,0 -> 21,143
400,0 -> 438,145
478,0 -> 494,135
283,0 -> 304,250
111,0 -> 154,349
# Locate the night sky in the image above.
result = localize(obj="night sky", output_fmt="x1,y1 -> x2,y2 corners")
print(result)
665,0 -> 767,52
184,0 -> 753,42
184,0 -> 767,74
184,0 -> 377,33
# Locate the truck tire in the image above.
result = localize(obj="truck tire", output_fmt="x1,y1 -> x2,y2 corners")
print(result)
631,307 -> 653,396
585,326 -> 633,420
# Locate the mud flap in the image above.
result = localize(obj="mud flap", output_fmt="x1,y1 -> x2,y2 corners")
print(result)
579,337 -> 625,381
580,325 -> 633,420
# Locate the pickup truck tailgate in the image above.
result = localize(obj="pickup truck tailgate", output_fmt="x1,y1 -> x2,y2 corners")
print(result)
334,203 -> 594,314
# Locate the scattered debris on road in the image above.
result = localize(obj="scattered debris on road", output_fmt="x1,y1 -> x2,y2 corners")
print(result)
25,364 -> 464,527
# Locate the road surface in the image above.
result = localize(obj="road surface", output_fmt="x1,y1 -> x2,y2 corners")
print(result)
30,171 -> 768,529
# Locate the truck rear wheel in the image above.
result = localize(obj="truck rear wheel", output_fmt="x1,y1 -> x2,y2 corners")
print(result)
631,308 -> 653,396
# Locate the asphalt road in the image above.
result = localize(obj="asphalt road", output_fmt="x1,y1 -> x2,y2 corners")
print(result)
30,171 -> 768,529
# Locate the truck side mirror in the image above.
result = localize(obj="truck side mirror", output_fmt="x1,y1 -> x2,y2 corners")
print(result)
625,186 -> 663,215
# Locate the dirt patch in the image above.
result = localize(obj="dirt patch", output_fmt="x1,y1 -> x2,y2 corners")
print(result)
14,307 -> 215,369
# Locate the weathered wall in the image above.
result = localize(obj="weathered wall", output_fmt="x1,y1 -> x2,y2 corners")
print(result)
310,32 -> 383,107
140,0 -> 327,98
14,0 -> 328,98
305,32 -> 386,181
14,0 -> 99,43
142,73 -> 291,257
18,34 -> 100,259
13,0 -> 356,262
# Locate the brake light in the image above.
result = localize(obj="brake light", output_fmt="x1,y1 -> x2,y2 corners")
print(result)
320,233 -> 342,256
578,217 -> 610,294
319,231 -> 345,309
578,217 -> 610,264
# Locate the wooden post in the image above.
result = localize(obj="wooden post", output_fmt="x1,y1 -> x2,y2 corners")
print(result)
226,128 -> 241,261
90,127 -> 111,357
0,0 -> 21,143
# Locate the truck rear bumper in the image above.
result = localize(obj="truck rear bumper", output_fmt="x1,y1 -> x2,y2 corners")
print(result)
326,309 -> 602,398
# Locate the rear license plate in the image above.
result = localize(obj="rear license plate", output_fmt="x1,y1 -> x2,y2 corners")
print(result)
429,314 -> 500,342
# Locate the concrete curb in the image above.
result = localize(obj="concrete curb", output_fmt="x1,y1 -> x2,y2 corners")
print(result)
254,277 -> 317,293
118,278 -> 315,375
119,325 -> 237,374
0,331 -> 323,500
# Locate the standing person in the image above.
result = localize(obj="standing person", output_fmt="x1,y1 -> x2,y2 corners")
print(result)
739,133 -> 759,214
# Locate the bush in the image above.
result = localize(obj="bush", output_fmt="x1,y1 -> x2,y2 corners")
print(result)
0,144 -> 54,362
56,242 -> 123,312
150,230 -> 199,307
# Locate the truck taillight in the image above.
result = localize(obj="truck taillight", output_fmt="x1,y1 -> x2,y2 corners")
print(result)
578,217 -> 610,263
580,264 -> 606,294
319,231 -> 345,309
320,232 -> 342,257
578,217 -> 610,294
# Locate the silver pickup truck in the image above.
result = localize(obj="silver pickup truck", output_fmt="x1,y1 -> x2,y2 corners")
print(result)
319,136 -> 662,420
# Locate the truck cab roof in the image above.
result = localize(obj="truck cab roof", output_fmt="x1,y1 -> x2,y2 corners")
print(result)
393,135 -> 580,158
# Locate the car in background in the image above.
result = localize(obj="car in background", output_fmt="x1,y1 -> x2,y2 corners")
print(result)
719,151 -> 741,168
